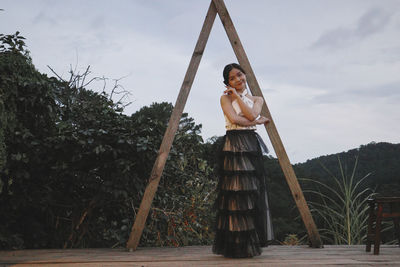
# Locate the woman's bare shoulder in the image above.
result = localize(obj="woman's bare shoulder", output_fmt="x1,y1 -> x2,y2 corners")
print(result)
220,94 -> 232,102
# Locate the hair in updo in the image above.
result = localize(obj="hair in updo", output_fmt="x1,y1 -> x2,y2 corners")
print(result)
223,63 -> 246,85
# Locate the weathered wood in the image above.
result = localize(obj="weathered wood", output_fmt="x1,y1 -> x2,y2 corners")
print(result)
126,2 -> 217,251
366,197 -> 400,255
212,0 -> 322,248
127,0 -> 322,250
2,246 -> 400,266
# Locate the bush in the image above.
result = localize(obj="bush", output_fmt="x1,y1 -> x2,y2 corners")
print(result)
0,33 -> 216,249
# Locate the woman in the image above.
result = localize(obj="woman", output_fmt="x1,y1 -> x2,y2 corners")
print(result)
212,63 -> 274,258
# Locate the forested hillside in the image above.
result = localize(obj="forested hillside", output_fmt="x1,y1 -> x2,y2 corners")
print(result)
295,142 -> 400,195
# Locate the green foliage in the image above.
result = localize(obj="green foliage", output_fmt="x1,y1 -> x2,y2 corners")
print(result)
281,234 -> 301,246
0,32 -> 59,248
296,142 -> 400,245
301,156 -> 374,245
0,33 -> 216,249
264,158 -> 303,242
0,32 -> 31,173
296,142 -> 400,196
127,102 -> 217,247
0,31 -> 27,54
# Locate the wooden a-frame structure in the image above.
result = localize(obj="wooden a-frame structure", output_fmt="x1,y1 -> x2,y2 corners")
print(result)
127,0 -> 322,250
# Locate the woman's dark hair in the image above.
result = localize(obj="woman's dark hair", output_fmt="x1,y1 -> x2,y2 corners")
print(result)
223,63 -> 246,85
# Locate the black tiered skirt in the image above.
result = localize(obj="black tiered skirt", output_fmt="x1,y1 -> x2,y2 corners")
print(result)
212,130 -> 274,258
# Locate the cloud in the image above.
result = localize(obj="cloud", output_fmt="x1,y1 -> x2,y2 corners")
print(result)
311,80 -> 400,104
312,7 -> 392,50
32,10 -> 58,26
356,8 -> 390,37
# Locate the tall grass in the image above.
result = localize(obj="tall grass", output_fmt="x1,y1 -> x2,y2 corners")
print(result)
301,156 -> 375,245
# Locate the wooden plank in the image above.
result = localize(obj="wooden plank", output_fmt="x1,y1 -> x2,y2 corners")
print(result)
126,1 -> 217,251
2,246 -> 400,266
212,0 -> 322,248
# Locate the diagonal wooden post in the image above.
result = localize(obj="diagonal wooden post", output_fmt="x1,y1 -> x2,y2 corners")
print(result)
126,2 -> 217,251
212,0 -> 322,248
127,0 -> 322,251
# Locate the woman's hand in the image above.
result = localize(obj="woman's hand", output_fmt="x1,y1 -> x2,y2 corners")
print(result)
223,86 -> 239,99
256,116 -> 270,125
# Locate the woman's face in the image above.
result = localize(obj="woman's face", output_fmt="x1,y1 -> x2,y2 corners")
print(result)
228,68 -> 246,91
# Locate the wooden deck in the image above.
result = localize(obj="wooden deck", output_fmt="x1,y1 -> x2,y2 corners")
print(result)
0,245 -> 399,266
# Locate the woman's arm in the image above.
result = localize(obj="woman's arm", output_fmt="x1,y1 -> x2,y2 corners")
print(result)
235,95 -> 263,121
250,96 -> 263,117
221,95 -> 269,126
224,87 -> 264,121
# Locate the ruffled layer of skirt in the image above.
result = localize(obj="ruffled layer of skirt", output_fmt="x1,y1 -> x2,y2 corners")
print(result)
213,130 -> 274,258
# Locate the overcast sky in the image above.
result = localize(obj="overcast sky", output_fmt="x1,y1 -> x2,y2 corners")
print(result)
2,0 -> 400,163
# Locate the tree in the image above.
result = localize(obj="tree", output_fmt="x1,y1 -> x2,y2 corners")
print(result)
0,32 -> 59,248
0,33 -> 217,249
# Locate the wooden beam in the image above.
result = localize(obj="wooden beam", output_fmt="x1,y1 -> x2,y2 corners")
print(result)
126,2 -> 217,251
212,0 -> 323,248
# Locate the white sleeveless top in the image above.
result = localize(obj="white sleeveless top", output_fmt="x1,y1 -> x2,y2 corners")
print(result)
224,89 -> 257,130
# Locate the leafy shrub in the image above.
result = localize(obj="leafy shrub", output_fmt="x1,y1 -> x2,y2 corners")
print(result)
301,156 -> 374,244
0,33 -> 217,249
